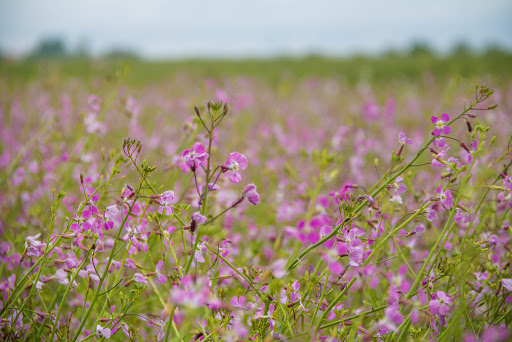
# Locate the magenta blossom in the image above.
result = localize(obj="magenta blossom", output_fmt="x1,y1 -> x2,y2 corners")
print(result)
182,142 -> 208,171
70,210 -> 93,233
157,191 -> 176,216
223,152 -> 248,184
429,291 -> 453,330
431,113 -> 451,137
243,184 -> 260,205
436,185 -> 453,209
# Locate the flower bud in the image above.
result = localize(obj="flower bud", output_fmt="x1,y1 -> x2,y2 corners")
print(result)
466,120 -> 473,132
194,105 -> 201,117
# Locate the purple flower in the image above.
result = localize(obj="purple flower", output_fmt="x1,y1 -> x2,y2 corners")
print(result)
154,260 -> 167,284
501,278 -> 512,292
243,184 -> 260,205
223,152 -> 248,184
157,191 -> 176,216
104,205 -> 120,221
55,269 -> 70,285
424,205 -> 437,221
385,304 -> 403,326
25,234 -> 46,257
429,291 -> 453,329
182,142 -> 208,171
70,210 -> 93,233
192,212 -> 207,224
78,264 -> 100,283
436,185 -> 453,209
96,325 -> 112,339
230,296 -> 250,309
133,272 -> 148,285
194,242 -> 207,263
431,113 -> 451,137
414,224 -> 426,236
398,132 -> 413,145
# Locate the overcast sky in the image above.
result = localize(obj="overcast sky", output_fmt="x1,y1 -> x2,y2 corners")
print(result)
1,0 -> 511,58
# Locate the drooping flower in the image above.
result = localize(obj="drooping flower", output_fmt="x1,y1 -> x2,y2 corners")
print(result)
243,184 -> 260,205
182,142 -> 208,171
431,113 -> 451,137
223,152 -> 248,184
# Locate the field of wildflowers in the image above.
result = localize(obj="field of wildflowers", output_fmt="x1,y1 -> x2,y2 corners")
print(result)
1,64 -> 512,341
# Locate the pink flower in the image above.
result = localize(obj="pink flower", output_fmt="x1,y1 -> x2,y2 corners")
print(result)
424,205 -> 437,221
78,264 -> 100,283
96,325 -> 112,339
431,113 -> 451,136
154,260 -> 167,284
414,224 -> 426,236
102,205 -> 119,231
429,291 -> 453,329
133,273 -> 148,285
55,269 -> 70,285
182,142 -> 208,171
436,185 -> 453,209
398,132 -> 413,145
243,184 -> 260,205
157,191 -> 176,216
223,152 -> 248,184
385,304 -> 403,327
501,278 -> 512,292
194,243 -> 207,263
192,212 -> 207,224
25,234 -> 46,257
230,296 -> 249,309
70,210 -> 93,233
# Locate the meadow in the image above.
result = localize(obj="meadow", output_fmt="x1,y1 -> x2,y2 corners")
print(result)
1,55 -> 512,341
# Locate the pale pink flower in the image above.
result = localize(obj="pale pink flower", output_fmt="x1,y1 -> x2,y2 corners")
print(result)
223,152 -> 248,184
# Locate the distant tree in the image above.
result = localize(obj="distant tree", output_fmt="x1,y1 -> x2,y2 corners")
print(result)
483,44 -> 510,57
29,38 -> 67,59
103,48 -> 139,60
452,42 -> 473,56
75,38 -> 90,58
409,41 -> 434,57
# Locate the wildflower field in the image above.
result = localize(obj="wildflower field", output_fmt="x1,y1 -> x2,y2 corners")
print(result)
1,58 -> 512,341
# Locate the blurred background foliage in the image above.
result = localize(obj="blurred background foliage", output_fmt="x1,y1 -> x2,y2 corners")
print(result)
2,38 -> 512,87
